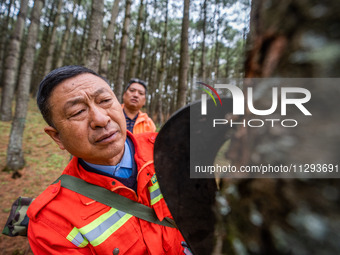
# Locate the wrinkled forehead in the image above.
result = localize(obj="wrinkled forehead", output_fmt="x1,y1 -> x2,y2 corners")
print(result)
54,73 -> 110,95
49,74 -> 115,107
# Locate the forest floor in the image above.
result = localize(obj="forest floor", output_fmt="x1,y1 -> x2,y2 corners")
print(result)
0,98 -> 70,255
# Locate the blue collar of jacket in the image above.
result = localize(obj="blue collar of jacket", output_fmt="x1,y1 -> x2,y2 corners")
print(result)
79,136 -> 137,191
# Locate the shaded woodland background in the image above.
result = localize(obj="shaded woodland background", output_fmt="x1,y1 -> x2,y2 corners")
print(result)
0,0 -> 249,171
1,0 -> 340,254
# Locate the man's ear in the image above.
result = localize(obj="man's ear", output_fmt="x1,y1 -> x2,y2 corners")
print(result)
44,126 -> 65,150
122,92 -> 127,103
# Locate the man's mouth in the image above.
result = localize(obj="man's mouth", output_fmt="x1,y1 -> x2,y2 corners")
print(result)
95,131 -> 117,144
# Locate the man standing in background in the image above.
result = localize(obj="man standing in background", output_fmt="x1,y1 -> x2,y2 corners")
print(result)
122,78 -> 156,134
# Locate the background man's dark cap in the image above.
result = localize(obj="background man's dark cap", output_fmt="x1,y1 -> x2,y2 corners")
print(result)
125,78 -> 147,92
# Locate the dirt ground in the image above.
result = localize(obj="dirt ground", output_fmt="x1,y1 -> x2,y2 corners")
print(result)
0,100 -> 70,254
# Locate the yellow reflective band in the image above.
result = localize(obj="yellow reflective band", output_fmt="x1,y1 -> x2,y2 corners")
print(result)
150,193 -> 163,205
90,213 -> 132,246
149,181 -> 160,192
76,208 -> 133,247
67,227 -> 89,248
78,238 -> 89,248
149,182 -> 164,205
79,208 -> 118,234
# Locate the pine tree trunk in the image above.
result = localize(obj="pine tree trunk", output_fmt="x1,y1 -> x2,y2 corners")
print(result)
213,0 -> 221,82
148,51 -> 157,118
137,2 -> 148,79
0,0 -> 28,121
86,0 -> 104,72
0,0 -> 13,76
56,2 -> 76,68
128,0 -> 144,79
176,0 -> 190,109
225,46 -> 230,77
80,7 -> 91,66
199,0 -> 207,81
6,0 -> 44,172
169,59 -> 179,115
30,22 -> 50,96
31,1 -> 61,93
155,0 -> 168,126
45,0 -> 63,75
68,0 -> 82,65
100,0 -> 120,78
115,0 -> 132,102
189,37 -> 197,102
109,30 -> 120,83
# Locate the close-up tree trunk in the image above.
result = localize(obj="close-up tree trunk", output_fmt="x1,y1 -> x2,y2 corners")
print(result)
220,1 -> 340,254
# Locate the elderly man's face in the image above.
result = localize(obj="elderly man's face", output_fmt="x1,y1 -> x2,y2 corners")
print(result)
123,83 -> 146,111
44,73 -> 126,165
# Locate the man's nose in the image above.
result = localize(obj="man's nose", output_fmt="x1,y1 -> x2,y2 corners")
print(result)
132,91 -> 140,97
89,106 -> 110,129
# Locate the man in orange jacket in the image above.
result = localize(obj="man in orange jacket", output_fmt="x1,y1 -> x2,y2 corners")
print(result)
122,78 -> 156,134
27,66 -> 188,254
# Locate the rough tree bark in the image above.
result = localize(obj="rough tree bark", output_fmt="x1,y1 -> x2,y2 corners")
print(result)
100,0 -> 120,78
147,51 -> 157,117
30,3 -> 55,96
115,0 -> 132,102
0,0 -> 28,121
85,0 -> 104,73
219,1 -> 340,255
0,0 -> 13,76
213,0 -> 221,82
68,0 -> 83,65
155,0 -> 168,126
199,0 -> 207,81
128,0 -> 144,79
56,1 -> 76,68
5,0 -> 44,172
137,0 -> 149,79
44,0 -> 63,75
176,0 -> 190,109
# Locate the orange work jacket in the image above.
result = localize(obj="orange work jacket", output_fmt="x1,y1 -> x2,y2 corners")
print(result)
133,111 -> 156,134
122,104 -> 156,134
27,132 -> 185,254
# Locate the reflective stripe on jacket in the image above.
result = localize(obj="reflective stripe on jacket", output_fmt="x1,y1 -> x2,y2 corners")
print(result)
27,132 -> 184,255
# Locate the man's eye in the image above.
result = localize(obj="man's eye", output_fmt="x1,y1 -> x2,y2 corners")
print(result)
72,109 -> 85,117
100,99 -> 112,104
